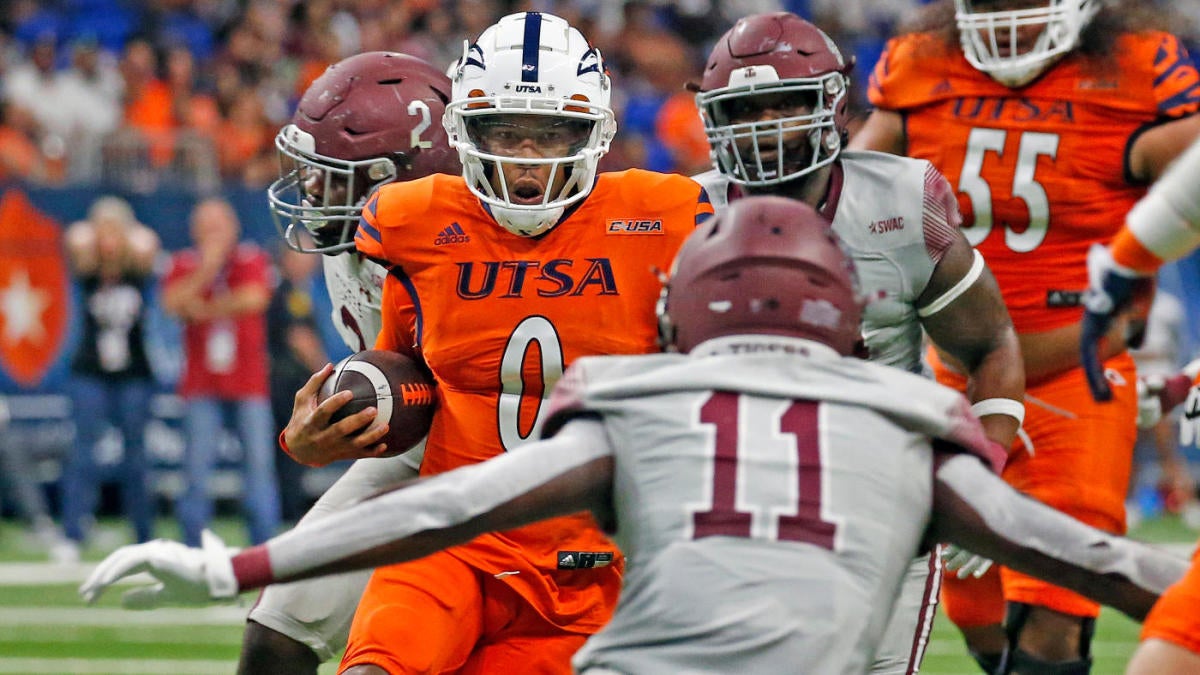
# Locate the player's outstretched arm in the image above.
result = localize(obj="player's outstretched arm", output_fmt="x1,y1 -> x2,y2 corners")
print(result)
930,454 -> 1188,621
81,420 -> 614,607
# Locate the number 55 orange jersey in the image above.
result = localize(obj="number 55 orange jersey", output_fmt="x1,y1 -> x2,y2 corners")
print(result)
868,30 -> 1200,334
866,26 -> 1200,627
355,169 -> 712,631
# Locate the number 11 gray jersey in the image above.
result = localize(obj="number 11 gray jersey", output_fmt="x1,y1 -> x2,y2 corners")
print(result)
549,338 -> 994,675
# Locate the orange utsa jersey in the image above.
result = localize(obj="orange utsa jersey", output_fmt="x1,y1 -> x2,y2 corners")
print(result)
356,170 -> 712,628
868,31 -> 1200,333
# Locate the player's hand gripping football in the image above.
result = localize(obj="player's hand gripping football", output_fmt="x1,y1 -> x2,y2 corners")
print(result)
940,544 -> 993,580
1080,243 -> 1149,402
282,363 -> 390,466
79,530 -> 239,608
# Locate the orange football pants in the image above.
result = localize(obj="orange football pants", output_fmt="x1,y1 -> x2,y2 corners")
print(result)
1140,542 -> 1200,653
934,350 -> 1138,624
341,549 -> 588,674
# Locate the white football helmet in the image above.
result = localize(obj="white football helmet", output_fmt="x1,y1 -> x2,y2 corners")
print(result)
444,12 -> 616,237
955,0 -> 1099,87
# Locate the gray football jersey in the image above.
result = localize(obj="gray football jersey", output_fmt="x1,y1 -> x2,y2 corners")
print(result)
322,251 -> 386,352
695,151 -> 944,373
557,338 -> 989,675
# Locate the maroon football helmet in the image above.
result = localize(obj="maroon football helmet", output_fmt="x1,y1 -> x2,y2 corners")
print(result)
269,51 -> 460,253
695,12 -> 852,187
658,195 -> 862,355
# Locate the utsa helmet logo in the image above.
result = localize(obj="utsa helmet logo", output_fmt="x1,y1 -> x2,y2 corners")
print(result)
0,189 -> 70,387
577,47 -> 603,77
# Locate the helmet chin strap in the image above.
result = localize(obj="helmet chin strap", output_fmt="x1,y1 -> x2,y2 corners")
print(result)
491,204 -> 566,237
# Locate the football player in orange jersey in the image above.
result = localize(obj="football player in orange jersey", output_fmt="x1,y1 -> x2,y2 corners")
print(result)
283,11 -> 712,675
851,1 -> 1200,672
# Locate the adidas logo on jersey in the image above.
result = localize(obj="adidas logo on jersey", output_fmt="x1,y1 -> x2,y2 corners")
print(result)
1046,289 -> 1082,308
435,223 -> 470,245
557,550 -> 615,569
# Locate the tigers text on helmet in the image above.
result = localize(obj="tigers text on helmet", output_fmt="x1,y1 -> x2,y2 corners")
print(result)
445,11 -> 616,238
269,51 -> 458,254
955,0 -> 1099,87
657,195 -> 863,355
696,12 -> 851,189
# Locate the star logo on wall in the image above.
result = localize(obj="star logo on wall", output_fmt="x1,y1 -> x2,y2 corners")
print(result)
0,188 -> 70,387
0,266 -> 50,345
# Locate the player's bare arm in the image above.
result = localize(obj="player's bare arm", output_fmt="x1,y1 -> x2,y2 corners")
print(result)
1128,113 -> 1200,183
919,232 -> 1024,449
929,453 -> 1187,622
281,364 -> 390,467
847,108 -> 906,155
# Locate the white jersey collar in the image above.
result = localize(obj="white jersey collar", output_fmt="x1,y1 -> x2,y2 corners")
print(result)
689,335 -> 842,361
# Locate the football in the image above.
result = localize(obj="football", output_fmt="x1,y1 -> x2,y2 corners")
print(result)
318,350 -> 437,454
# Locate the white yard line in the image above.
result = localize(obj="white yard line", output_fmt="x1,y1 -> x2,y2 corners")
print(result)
0,606 -> 248,625
0,563 -> 207,586
0,658 -> 237,674
0,563 -> 97,585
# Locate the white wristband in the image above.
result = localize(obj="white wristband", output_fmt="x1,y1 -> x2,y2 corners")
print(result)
971,398 -> 1025,427
918,249 -> 985,318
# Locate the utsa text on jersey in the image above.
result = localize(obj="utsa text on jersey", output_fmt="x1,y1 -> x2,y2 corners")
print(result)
455,258 -> 619,299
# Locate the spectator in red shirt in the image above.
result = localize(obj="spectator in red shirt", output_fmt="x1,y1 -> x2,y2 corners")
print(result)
161,197 -> 280,546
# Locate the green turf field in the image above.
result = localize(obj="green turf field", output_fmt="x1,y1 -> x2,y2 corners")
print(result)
0,515 -> 1193,674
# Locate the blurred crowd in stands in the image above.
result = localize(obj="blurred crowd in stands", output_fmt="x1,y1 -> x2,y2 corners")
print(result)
0,0 -> 944,193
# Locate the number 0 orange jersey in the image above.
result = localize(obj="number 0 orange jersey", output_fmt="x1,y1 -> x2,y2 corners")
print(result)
355,170 -> 712,628
868,31 -> 1200,333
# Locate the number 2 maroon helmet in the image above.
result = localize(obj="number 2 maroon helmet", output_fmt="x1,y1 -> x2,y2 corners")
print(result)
658,195 -> 862,356
269,51 -> 460,253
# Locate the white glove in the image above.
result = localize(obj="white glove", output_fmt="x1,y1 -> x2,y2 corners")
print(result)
1180,384 -> 1200,448
79,530 -> 239,608
1137,377 -> 1165,429
941,544 -> 994,579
